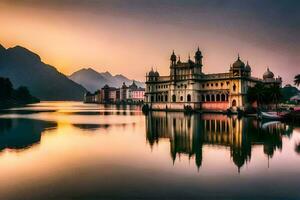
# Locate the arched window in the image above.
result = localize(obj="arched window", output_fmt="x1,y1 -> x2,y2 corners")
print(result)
151,95 -> 154,102
233,84 -> 236,91
226,94 -> 229,101
211,95 -> 215,102
232,99 -> 237,107
202,95 -> 205,102
187,94 -> 191,102
180,96 -> 183,101
165,95 -> 168,102
216,94 -> 220,101
221,94 -> 226,101
172,95 -> 176,102
206,94 -> 210,102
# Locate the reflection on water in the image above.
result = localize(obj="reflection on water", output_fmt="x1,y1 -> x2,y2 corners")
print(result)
146,112 -> 293,171
0,118 -> 57,151
0,102 -> 300,199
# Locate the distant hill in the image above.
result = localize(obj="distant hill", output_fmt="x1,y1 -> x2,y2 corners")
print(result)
69,68 -> 145,92
0,44 -> 86,100
281,84 -> 299,101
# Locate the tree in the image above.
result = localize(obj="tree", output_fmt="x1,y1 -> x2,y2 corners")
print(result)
247,83 -> 282,111
294,74 -> 300,86
247,82 -> 266,109
15,87 -> 31,102
267,85 -> 282,111
0,77 -> 13,101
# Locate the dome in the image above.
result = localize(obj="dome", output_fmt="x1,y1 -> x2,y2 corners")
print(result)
170,50 -> 176,61
148,68 -> 155,76
245,61 -> 251,71
154,71 -> 160,77
263,68 -> 274,79
232,55 -> 245,68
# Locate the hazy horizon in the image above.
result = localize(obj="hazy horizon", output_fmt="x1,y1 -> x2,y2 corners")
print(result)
1,0 -> 299,85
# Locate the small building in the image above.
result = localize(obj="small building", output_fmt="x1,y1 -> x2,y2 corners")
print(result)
101,85 -> 119,103
128,81 -> 145,103
84,91 -> 97,103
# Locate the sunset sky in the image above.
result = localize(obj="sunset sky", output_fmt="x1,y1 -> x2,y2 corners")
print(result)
0,0 -> 299,84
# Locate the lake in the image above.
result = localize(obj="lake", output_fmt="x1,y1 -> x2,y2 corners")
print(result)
0,101 -> 299,200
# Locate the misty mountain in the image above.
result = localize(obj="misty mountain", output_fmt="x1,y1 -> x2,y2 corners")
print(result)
0,44 -> 86,101
69,68 -> 145,92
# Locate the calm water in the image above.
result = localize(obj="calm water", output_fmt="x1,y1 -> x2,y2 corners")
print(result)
0,102 -> 300,200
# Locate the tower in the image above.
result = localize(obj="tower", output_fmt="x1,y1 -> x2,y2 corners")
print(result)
194,47 -> 203,74
194,47 -> 203,66
170,50 -> 177,66
170,50 -> 177,82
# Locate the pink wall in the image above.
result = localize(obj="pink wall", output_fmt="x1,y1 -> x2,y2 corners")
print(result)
201,102 -> 229,111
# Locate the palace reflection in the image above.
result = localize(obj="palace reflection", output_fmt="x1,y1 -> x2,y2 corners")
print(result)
145,112 -> 293,171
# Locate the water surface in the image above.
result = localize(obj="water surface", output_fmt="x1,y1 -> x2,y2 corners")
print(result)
0,102 -> 299,200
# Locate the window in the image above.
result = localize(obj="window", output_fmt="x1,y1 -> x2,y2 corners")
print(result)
221,82 -> 224,87
206,94 -> 210,101
232,99 -> 237,107
201,95 -> 205,102
187,94 -> 191,102
165,95 -> 168,102
216,94 -> 220,101
211,95 -> 215,101
233,84 -> 236,91
216,83 -> 218,87
202,84 -> 205,88
172,95 -> 176,102
180,96 -> 183,101
151,95 -> 154,102
221,94 -> 226,101
211,83 -> 213,87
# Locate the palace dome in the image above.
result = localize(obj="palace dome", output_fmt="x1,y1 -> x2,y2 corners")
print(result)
154,71 -> 160,77
232,56 -> 245,68
263,68 -> 274,79
148,69 -> 155,76
245,61 -> 251,71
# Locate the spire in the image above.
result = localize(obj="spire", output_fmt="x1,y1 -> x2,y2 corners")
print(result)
170,50 -> 177,62
238,53 -> 240,60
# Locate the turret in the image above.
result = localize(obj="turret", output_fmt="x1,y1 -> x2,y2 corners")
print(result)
170,50 -> 177,66
194,47 -> 203,66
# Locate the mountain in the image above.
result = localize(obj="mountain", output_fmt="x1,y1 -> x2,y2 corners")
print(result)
69,68 -> 145,92
0,45 -> 86,100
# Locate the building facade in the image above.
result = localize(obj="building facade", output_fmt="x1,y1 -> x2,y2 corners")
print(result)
84,81 -> 145,104
145,48 -> 282,111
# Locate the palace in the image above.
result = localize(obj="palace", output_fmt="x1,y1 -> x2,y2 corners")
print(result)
144,48 -> 282,112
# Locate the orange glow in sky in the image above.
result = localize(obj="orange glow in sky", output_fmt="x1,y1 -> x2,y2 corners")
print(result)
0,1 -> 298,84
